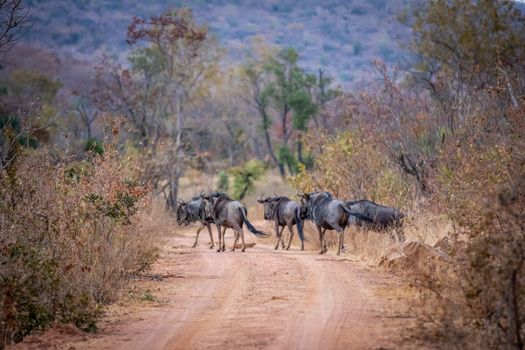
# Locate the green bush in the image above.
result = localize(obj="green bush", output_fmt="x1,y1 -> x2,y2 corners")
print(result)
85,138 -> 104,155
229,159 -> 266,200
217,170 -> 229,192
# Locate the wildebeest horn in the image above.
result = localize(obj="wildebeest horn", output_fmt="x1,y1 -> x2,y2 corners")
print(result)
257,196 -> 264,203
178,199 -> 185,204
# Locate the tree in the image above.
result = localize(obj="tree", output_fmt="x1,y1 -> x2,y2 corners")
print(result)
95,8 -> 220,210
264,48 -> 317,143
310,68 -> 340,130
240,39 -> 285,176
404,0 -> 525,132
0,0 -> 29,53
241,44 -> 337,176
200,66 -> 255,168
0,69 -> 60,170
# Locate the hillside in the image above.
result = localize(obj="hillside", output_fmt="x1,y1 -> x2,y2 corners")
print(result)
23,0 -> 412,86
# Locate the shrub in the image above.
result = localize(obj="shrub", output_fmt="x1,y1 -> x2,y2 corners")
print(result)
229,159 -> 266,200
412,103 -> 525,348
84,138 -> 104,155
292,130 -> 413,208
0,143 -> 156,346
216,170 -> 229,192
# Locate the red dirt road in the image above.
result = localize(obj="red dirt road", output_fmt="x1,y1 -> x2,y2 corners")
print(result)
14,229 -> 416,350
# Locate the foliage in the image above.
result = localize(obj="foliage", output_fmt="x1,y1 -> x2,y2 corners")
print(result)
216,170 -> 229,192
228,159 -> 266,200
414,104 -> 525,348
241,44 -> 339,177
94,8 -> 220,210
0,140 -> 156,346
84,138 -> 104,155
277,145 -> 299,175
392,1 -> 525,347
406,0 -> 525,90
8,69 -> 62,103
0,0 -> 29,53
292,131 -> 413,207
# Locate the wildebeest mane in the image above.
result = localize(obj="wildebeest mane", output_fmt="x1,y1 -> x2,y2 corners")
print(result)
209,191 -> 232,200
272,196 -> 291,218
186,201 -> 203,221
212,194 -> 232,217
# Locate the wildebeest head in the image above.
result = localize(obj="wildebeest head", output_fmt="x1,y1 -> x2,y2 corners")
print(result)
176,200 -> 189,225
257,196 -> 280,220
298,192 -> 309,219
300,191 -> 332,220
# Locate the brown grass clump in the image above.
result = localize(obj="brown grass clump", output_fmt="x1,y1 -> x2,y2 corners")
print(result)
0,144 -> 160,346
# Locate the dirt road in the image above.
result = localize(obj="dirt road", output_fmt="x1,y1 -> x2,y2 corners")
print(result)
16,228 -> 416,350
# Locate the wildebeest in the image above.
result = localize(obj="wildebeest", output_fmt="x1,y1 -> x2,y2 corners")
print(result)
257,196 -> 305,251
346,199 -> 405,242
201,192 -> 268,252
176,196 -> 215,249
300,191 -> 372,255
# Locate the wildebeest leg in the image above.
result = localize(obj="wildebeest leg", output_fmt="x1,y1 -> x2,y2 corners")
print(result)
206,223 -> 214,249
322,228 -> 328,253
275,225 -> 284,249
216,224 -> 222,253
332,224 -> 345,255
240,228 -> 246,252
221,226 -> 227,252
285,223 -> 294,250
231,230 -> 240,252
193,223 -> 205,248
274,222 -> 281,250
337,229 -> 345,256
316,225 -> 324,254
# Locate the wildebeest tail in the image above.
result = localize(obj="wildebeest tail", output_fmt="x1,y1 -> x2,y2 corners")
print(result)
294,208 -> 305,242
341,204 -> 374,222
238,207 -> 269,237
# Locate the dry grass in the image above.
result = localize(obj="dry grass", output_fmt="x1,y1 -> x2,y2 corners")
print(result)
298,210 -> 452,265
0,146 -> 163,346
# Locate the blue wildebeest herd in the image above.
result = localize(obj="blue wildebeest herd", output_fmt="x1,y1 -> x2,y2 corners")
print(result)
177,191 -> 404,255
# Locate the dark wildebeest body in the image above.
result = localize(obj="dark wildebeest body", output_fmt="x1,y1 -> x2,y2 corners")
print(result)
176,197 -> 215,248
202,192 -> 268,252
300,191 -> 372,255
346,199 -> 405,242
257,196 -> 305,251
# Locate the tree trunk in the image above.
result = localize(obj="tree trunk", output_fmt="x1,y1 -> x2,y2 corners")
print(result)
166,92 -> 185,211
507,260 -> 524,350
262,112 -> 285,177
166,176 -> 178,211
86,121 -> 92,140
297,138 -> 303,164
282,104 -> 291,146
